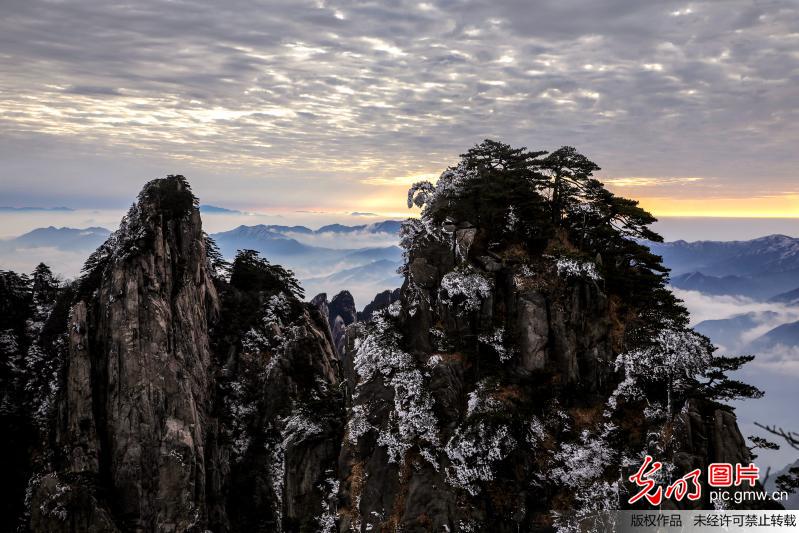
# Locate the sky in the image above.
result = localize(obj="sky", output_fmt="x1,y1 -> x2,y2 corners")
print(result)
1,0 -> 798,220
1,0 -> 798,474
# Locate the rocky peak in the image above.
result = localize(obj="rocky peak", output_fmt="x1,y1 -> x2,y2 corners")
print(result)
311,290 -> 358,362
357,288 -> 401,322
28,176 -> 345,532
329,291 -> 357,327
33,175 -> 220,531
336,141 -> 769,531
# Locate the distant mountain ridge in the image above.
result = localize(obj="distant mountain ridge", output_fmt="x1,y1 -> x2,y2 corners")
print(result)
750,320 -> 799,352
199,204 -> 244,214
770,287 -> 799,305
0,222 -> 404,306
1,226 -> 111,251
6,225 -> 799,308
650,234 -> 799,276
696,310 -> 799,359
0,206 -> 74,212
210,221 -> 403,305
648,234 -> 799,300
215,219 -> 402,237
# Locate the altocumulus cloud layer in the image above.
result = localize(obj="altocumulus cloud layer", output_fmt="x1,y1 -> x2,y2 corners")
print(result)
0,0 -> 797,212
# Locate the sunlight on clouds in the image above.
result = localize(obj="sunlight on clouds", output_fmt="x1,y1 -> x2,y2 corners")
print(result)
604,176 -> 703,187
285,42 -> 327,60
361,172 -> 440,186
670,7 -> 694,16
638,194 -> 799,217
361,37 -> 406,57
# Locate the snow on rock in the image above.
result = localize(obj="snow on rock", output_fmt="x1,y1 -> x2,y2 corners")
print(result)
315,476 -> 340,533
465,380 -> 502,416
353,314 -> 440,467
399,217 -> 445,256
478,327 -> 511,362
551,427 -> 619,533
526,416 -> 546,446
281,411 -> 324,446
552,256 -> 601,281
444,422 -> 516,496
513,264 -> 536,289
426,353 -> 444,368
439,266 -> 492,313
345,404 -> 371,444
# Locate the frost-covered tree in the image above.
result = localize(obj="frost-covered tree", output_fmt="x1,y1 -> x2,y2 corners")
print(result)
0,266 -> 68,530
616,326 -> 713,411
407,139 -> 552,247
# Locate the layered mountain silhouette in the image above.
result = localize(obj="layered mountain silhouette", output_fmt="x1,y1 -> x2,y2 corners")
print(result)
1,222 -> 403,306
0,226 -> 111,252
649,235 -> 799,299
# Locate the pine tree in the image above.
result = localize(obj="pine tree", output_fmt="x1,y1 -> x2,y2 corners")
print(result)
537,145 -> 601,226
31,263 -> 59,307
230,249 -> 304,299
205,233 -> 230,279
407,139 -> 552,247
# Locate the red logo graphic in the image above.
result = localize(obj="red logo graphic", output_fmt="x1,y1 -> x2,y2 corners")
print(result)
629,455 -> 663,505
708,463 -> 732,487
735,464 -> 759,487
627,456 -> 758,504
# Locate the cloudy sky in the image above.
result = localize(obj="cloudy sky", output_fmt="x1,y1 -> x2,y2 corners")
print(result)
1,0 -> 798,219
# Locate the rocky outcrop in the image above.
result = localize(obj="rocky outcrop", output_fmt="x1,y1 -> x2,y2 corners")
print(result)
312,291 -> 357,357
219,299 -> 344,532
336,211 -> 765,530
667,398 -> 775,511
29,176 -> 345,533
13,170 -> 767,533
357,289 -> 401,322
311,290 -> 362,394
33,177 -> 220,532
329,291 -> 357,329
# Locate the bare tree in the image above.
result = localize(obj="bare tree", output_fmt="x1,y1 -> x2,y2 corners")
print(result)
754,423 -> 799,494
755,423 -> 799,451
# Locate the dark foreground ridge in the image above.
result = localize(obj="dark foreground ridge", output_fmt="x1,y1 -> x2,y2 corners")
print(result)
0,143 -> 779,532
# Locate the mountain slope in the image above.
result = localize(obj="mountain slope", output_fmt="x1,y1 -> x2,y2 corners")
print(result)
649,235 -> 799,277
770,287 -> 799,305
1,226 -> 110,251
26,176 -> 345,532
694,311 -> 780,352
650,235 -> 799,299
751,320 -> 799,352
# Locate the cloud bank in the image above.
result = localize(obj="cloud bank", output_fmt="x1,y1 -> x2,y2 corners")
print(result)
0,0 -> 797,213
